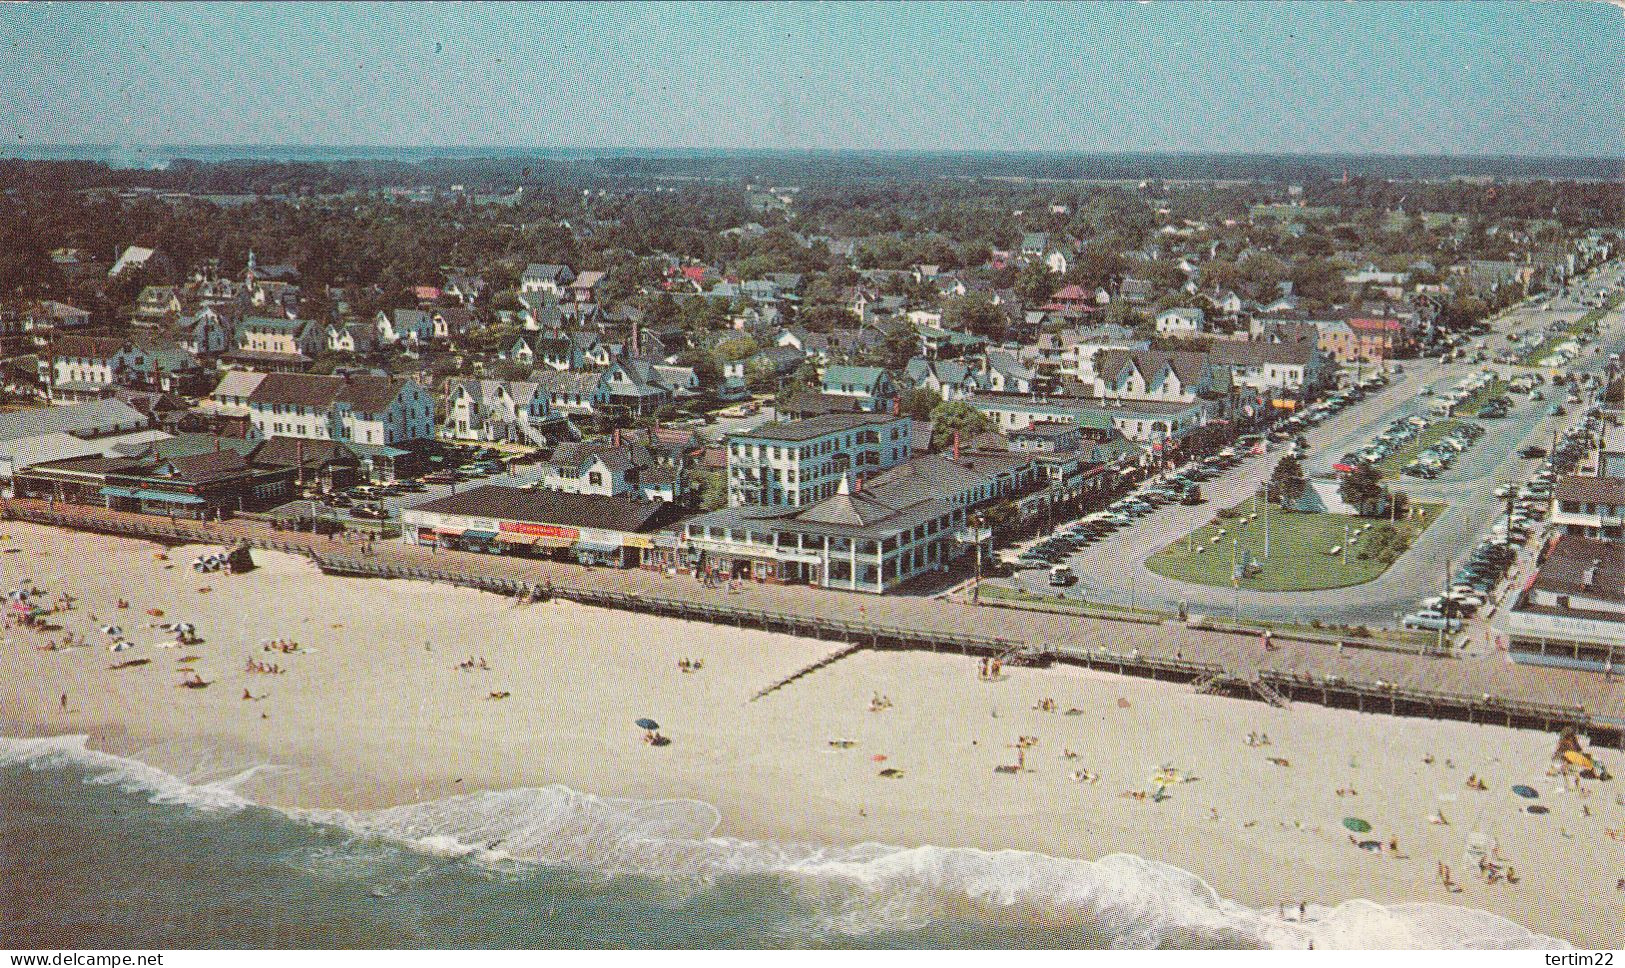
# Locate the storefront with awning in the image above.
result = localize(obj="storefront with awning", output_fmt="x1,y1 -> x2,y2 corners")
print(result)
399,483 -> 676,567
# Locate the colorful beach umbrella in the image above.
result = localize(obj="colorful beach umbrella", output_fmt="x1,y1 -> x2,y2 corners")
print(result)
1341,817 -> 1372,833
1511,784 -> 1538,799
1562,751 -> 1595,770
635,718 -> 659,731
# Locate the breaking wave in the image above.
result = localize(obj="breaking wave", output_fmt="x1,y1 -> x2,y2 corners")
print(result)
0,734 -> 1569,949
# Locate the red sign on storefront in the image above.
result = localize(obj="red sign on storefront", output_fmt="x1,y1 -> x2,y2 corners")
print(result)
499,520 -> 579,540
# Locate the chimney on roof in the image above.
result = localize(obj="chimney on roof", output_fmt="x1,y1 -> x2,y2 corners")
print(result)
613,428 -> 621,448
854,472 -> 862,493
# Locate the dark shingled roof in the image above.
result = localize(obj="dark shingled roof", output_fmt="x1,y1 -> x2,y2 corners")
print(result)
1555,474 -> 1625,506
735,412 -> 905,442
410,484 -> 671,533
247,372 -> 405,414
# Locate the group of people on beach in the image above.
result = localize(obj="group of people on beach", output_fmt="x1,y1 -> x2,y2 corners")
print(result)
262,639 -> 302,654
867,692 -> 894,713
677,658 -> 705,673
976,657 -> 1003,680
245,658 -> 286,675
457,655 -> 491,671
1243,731 -> 1272,747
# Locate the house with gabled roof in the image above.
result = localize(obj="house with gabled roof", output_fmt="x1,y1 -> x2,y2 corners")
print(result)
245,372 -> 436,449
821,365 -> 896,412
375,308 -> 436,345
1154,307 -> 1206,336
326,321 -> 378,355
227,316 -> 323,370
902,357 -> 987,402
529,369 -> 611,416
444,379 -> 562,446
520,263 -> 575,295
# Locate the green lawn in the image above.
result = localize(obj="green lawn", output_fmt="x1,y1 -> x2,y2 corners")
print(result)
1145,500 -> 1443,592
1520,294 -> 1622,367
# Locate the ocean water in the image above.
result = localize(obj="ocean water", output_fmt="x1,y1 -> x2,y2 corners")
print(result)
0,736 -> 1565,950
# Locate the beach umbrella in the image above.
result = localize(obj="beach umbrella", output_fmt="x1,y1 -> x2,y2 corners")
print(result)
1511,784 -> 1538,799
635,718 -> 659,731
101,624 -> 123,635
1341,817 -> 1372,833
1525,804 -> 1550,815
1562,751 -> 1595,770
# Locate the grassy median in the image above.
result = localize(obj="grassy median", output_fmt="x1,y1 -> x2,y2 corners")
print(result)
1145,499 -> 1443,592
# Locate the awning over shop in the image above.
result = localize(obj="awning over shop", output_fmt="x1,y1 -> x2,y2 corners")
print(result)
99,486 -> 138,499
133,490 -> 204,504
436,527 -> 466,537
501,533 -> 574,549
574,539 -> 622,554
460,530 -> 498,541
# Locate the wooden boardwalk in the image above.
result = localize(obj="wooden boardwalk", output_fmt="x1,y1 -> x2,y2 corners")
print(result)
7,497 -> 1622,746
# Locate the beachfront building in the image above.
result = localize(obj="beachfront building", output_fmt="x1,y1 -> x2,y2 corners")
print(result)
726,412 -> 912,509
0,399 -> 165,488
1504,535 -> 1625,674
14,446 -> 298,519
400,483 -> 675,567
679,472 -> 970,592
245,372 -> 436,450
1550,474 -> 1625,539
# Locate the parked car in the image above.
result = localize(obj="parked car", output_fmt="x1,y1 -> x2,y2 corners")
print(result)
1403,611 -> 1463,632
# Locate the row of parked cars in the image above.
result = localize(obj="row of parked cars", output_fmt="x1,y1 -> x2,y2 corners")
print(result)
1343,414 -> 1427,470
1014,451 -> 1248,578
1402,411 -> 1599,632
1400,423 -> 1484,479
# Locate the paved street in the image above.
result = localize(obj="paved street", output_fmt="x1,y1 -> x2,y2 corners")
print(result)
1002,276 -> 1625,626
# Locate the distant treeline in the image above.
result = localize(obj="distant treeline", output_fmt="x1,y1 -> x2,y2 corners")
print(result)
0,150 -> 1619,195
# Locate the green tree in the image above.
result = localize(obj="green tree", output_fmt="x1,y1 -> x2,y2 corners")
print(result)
1338,463 -> 1385,516
929,400 -> 993,449
715,335 -> 761,362
900,386 -> 942,420
944,295 -> 1007,340
1014,261 -> 1058,304
696,470 -> 729,511
1268,455 -> 1308,506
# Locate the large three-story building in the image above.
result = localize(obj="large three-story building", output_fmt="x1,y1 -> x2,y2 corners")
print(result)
725,412 -> 912,509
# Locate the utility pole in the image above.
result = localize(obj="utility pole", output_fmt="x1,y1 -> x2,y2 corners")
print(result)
1231,537 -> 1241,625
1262,485 -> 1270,559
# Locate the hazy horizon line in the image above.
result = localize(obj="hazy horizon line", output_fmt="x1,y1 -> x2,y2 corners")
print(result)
10,144 -> 1625,163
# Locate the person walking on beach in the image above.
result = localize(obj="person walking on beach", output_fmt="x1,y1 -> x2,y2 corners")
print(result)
59,692 -> 67,711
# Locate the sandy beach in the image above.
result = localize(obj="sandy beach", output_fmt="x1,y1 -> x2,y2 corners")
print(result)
2,520 -> 1621,947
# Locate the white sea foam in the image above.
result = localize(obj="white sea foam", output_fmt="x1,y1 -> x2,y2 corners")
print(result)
0,733 -> 257,812
0,734 -> 1571,949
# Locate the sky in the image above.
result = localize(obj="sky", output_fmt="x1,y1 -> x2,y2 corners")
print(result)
2,1 -> 1621,157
